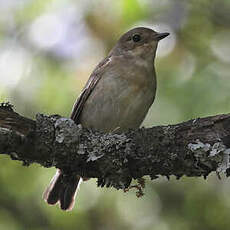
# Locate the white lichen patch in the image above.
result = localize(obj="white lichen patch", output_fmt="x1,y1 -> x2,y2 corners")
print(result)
209,142 -> 226,157
55,118 -> 80,144
77,144 -> 85,155
188,139 -> 210,152
87,153 -> 103,162
216,149 -> 230,173
188,139 -> 230,174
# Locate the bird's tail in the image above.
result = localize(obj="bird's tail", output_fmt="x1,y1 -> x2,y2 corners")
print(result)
43,170 -> 82,211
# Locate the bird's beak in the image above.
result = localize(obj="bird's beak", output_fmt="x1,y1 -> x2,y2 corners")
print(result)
155,32 -> 170,41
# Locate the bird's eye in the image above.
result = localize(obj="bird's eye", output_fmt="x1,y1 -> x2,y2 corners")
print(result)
132,34 -> 141,42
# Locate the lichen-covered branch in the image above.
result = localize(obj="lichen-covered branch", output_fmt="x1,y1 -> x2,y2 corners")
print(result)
1,102 -> 230,189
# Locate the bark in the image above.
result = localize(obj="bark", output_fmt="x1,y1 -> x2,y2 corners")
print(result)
0,102 -> 230,190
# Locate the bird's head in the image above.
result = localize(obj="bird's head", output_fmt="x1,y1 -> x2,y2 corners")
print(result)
110,27 -> 169,60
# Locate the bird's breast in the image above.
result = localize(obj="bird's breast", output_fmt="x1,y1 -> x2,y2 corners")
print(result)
80,61 -> 156,133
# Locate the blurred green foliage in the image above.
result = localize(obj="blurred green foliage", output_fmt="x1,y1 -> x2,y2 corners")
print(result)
0,0 -> 230,229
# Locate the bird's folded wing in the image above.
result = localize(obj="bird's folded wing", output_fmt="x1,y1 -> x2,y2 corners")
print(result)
70,56 -> 112,124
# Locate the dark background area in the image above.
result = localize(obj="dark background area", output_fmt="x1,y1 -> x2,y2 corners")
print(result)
0,0 -> 230,229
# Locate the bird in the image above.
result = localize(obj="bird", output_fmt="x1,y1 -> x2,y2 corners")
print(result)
43,27 -> 169,211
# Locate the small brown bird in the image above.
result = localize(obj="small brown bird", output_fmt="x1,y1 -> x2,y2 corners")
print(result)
43,27 -> 169,211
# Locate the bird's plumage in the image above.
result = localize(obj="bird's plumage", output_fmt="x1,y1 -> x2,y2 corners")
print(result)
43,27 -> 169,211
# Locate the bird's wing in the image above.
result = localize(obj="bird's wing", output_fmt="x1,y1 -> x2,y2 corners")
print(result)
70,56 -> 112,124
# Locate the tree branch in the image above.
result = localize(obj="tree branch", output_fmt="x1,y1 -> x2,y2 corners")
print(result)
1,102 -> 230,190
